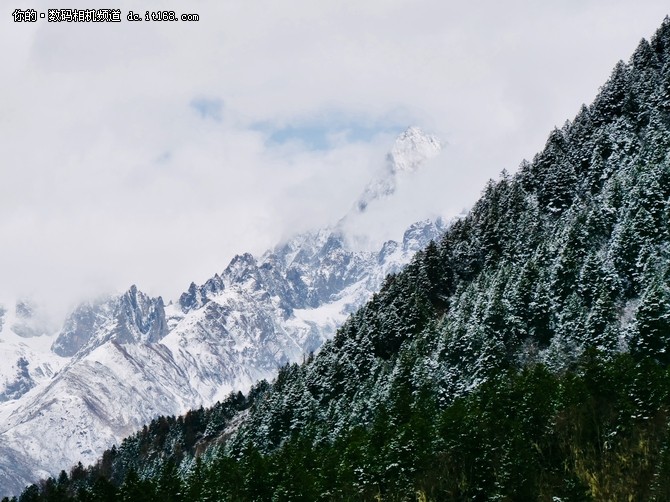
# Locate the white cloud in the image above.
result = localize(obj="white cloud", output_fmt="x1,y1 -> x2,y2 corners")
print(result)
0,0 -> 668,317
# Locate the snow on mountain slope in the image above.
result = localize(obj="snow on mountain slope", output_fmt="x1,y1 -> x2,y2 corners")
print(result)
0,127 -> 449,497
52,286 -> 168,358
0,301 -> 63,404
0,340 -> 198,488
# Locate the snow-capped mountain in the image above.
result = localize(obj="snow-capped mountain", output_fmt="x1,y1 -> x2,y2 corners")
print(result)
356,126 -> 442,213
0,127 -> 448,497
52,286 -> 168,358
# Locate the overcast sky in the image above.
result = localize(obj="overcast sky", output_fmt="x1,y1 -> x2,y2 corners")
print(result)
1,0 -> 668,318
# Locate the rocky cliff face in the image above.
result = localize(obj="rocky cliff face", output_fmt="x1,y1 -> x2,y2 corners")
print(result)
51,287 -> 168,358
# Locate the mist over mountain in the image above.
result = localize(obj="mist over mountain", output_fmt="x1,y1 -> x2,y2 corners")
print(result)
0,127 -> 448,497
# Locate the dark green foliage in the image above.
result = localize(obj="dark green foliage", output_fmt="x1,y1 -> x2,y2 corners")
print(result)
83,354 -> 670,501
118,469 -> 154,502
631,275 -> 670,364
17,486 -> 39,502
88,477 -> 116,502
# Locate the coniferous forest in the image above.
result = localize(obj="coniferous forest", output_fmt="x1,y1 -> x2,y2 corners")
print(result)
7,16 -> 670,502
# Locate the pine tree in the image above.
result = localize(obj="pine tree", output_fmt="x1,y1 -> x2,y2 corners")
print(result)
630,275 -> 670,364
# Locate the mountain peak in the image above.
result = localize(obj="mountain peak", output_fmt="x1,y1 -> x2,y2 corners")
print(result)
354,126 -> 443,213
388,126 -> 442,175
